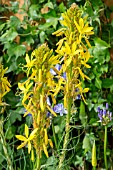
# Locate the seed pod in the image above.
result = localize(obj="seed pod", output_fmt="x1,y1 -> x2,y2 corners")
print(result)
92,140 -> 97,167
44,129 -> 48,145
48,139 -> 53,148
37,111 -> 40,125
31,149 -> 34,162
39,69 -> 42,82
43,144 -> 49,158
40,94 -> 44,112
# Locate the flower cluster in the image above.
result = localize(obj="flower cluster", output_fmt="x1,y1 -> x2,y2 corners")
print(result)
97,103 -> 112,125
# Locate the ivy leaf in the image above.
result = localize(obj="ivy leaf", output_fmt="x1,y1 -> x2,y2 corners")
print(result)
7,44 -> 26,59
58,2 -> 66,12
25,36 -> 34,46
0,29 -> 18,42
9,16 -> 20,27
44,2 -> 54,9
94,38 -> 110,50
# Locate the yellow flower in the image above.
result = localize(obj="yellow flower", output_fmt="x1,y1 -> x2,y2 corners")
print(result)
74,18 -> 94,35
15,124 -> 38,154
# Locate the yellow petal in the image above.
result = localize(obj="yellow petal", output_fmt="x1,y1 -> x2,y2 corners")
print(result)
29,128 -> 38,141
65,42 -> 71,54
25,124 -> 29,138
18,83 -> 25,91
28,141 -> 31,154
15,135 -> 27,141
47,105 -> 57,117
17,141 -> 27,149
74,19 -> 81,33
79,18 -> 84,28
82,88 -> 89,93
83,27 -> 93,33
26,54 -> 30,64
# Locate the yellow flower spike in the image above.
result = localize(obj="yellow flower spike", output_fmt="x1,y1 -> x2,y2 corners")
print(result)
43,144 -> 49,158
31,149 -> 34,162
48,139 -> 53,148
44,129 -> 48,145
37,111 -> 40,125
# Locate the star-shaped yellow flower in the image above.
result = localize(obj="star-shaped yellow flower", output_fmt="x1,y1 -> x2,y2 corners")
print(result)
15,124 -> 38,154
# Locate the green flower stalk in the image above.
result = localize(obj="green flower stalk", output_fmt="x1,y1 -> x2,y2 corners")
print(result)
53,4 -> 94,169
97,103 -> 112,170
16,44 -> 62,169
104,125 -> 108,170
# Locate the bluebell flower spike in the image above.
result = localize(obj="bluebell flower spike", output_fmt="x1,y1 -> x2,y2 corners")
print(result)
97,103 -> 112,125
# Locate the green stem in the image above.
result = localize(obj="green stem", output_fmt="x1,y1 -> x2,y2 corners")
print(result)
93,167 -> 96,170
58,98 -> 72,170
52,121 -> 58,150
36,154 -> 40,170
104,125 -> 108,170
